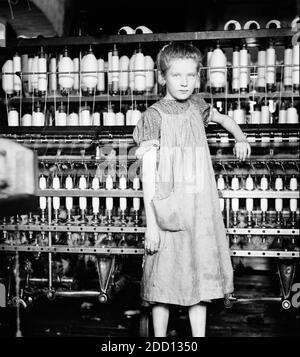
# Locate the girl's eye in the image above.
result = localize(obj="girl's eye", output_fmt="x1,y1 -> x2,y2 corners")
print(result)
188,73 -> 196,78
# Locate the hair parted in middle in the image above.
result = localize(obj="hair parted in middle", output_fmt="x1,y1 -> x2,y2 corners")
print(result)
156,42 -> 203,76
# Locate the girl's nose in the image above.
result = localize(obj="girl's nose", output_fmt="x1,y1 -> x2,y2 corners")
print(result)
180,75 -> 188,86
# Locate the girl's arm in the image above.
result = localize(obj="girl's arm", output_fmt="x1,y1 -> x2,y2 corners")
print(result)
210,109 -> 251,161
142,145 -> 160,254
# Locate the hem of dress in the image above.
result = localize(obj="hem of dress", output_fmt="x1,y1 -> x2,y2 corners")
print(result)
141,288 -> 234,307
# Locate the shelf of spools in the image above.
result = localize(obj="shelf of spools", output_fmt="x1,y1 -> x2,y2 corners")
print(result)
1,91 -> 298,105
2,28 -> 294,49
0,123 -> 299,135
1,26 -> 299,131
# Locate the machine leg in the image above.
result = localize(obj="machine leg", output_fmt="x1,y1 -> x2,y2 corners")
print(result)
0,282 -> 6,307
277,259 -> 297,310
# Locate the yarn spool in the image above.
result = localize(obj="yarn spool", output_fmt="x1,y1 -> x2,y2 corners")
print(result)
81,47 -> 98,95
58,48 -> 74,95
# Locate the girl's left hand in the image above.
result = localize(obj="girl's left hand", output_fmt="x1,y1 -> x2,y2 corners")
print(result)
233,140 -> 251,161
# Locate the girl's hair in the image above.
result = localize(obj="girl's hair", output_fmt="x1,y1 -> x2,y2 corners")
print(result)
157,42 -> 202,76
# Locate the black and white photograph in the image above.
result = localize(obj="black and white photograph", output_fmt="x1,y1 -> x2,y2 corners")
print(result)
0,0 -> 299,348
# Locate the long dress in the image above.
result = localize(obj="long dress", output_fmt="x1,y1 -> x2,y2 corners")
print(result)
133,95 -> 234,306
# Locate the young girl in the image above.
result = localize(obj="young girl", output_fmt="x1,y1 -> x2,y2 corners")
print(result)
133,43 -> 251,337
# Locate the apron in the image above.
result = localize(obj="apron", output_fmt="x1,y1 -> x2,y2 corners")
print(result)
141,101 -> 234,306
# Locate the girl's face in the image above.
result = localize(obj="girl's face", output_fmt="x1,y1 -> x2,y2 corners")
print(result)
162,58 -> 199,101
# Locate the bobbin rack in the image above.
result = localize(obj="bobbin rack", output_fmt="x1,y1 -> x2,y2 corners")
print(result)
0,27 -> 299,328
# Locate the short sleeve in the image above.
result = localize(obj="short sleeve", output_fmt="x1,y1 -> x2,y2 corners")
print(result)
132,107 -> 161,145
190,93 -> 214,127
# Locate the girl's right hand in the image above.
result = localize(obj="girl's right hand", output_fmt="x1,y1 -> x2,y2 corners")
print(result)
135,139 -> 159,159
144,226 -> 160,254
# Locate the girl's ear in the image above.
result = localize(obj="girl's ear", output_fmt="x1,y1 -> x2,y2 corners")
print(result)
157,71 -> 166,86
